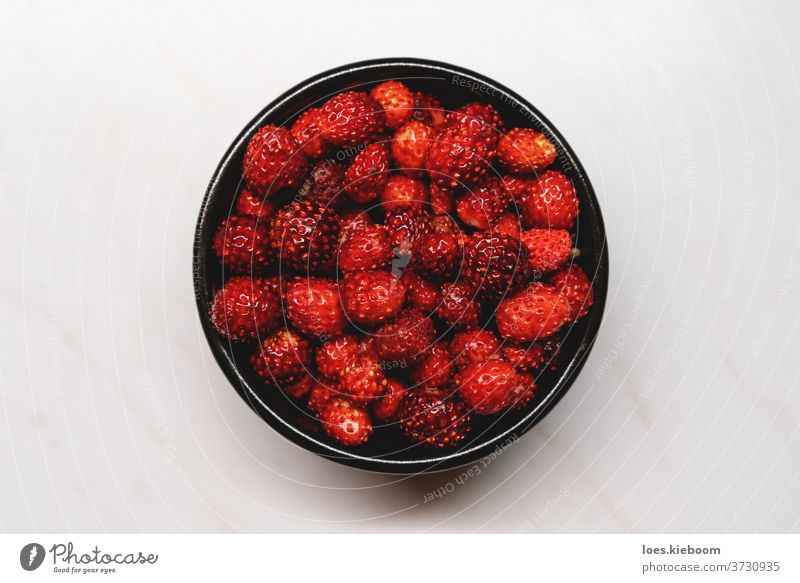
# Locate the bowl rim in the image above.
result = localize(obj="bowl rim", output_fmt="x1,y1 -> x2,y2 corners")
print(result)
193,57 -> 609,474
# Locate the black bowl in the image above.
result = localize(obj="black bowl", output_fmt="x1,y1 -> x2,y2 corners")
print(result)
193,58 -> 608,474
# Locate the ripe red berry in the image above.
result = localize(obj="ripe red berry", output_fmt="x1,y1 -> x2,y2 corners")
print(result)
450,329 -> 501,369
341,271 -> 406,326
492,212 -> 522,239
412,231 -> 462,279
284,277 -> 345,338
380,174 -> 428,211
337,223 -> 393,273
383,206 -> 432,254
320,399 -> 372,446
338,204 -> 374,238
497,128 -> 557,172
371,378 -> 407,422
401,271 -> 441,315
242,124 -> 309,195
509,372 -> 536,410
424,123 -> 498,189
269,200 -> 340,272
251,328 -> 311,386
374,309 -> 436,364
520,170 -> 579,229
549,265 -> 594,320
444,102 -> 505,134
411,343 -> 454,389
496,282 -> 572,342
398,390 -> 471,448
213,215 -> 272,272
283,376 -> 313,399
316,334 -> 360,380
209,276 -> 279,340
305,160 -> 346,207
412,92 -> 446,129
456,359 -> 525,415
307,381 -> 338,414
236,188 -> 275,219
338,355 -> 388,404
429,183 -> 455,215
320,91 -> 386,146
436,281 -> 482,329
370,81 -> 414,130
462,233 -> 531,301
344,143 -> 390,203
391,120 -> 434,173
291,108 -> 328,159
455,177 -> 512,230
520,228 -> 572,274
503,342 -> 545,372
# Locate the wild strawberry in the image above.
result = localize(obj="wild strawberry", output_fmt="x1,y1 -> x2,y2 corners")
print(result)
251,328 -> 311,386
209,276 -> 279,340
242,124 -> 309,195
450,329 -> 501,369
304,160 -> 346,206
411,343 -> 454,389
503,342 -> 545,372
337,223 -> 393,272
429,213 -> 462,236
371,378 -> 407,422
341,271 -> 406,326
374,309 -> 436,364
424,121 -> 498,189
316,334 -> 360,380
462,233 -> 531,301
398,389 -> 471,448
496,282 -> 572,342
412,92 -> 446,129
358,335 -> 380,358
236,188 -> 275,219
497,128 -> 557,172
320,399 -> 372,446
307,381 -> 338,414
213,215 -> 272,272
370,81 -> 414,129
492,212 -> 522,239
412,231 -> 462,279
539,334 -> 564,372
436,281 -> 482,329
502,174 -> 536,203
550,265 -> 594,320
444,102 -> 505,134
284,277 -> 345,338
283,376 -> 313,399
520,170 -> 579,229
320,91 -> 386,146
383,207 -> 432,253
291,108 -> 328,159
520,228 -> 571,274
509,372 -> 536,410
338,204 -> 374,238
391,120 -> 434,173
269,200 -> 340,272
344,143 -> 390,203
401,271 -> 440,315
338,355 -> 388,403
380,174 -> 428,210
429,183 -> 455,215
456,359 -> 525,415
455,177 -> 511,229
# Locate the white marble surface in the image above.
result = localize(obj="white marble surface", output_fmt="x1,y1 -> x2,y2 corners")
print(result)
1,0 -> 799,533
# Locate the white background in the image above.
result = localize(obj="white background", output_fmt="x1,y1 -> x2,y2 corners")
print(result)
1,0 -> 798,533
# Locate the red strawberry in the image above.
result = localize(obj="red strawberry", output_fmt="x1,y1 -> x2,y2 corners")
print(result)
341,271 -> 406,326
291,108 -> 328,159
520,228 -> 572,274
462,233 -> 531,301
283,376 -> 313,399
429,183 -> 455,215
242,124 -> 309,195
496,282 -> 572,342
305,160 -> 346,207
374,309 -> 436,364
338,204 -> 374,239
338,355 -> 388,403
383,207 -> 432,254
358,335 -> 380,358
520,170 -> 579,229
398,389 -> 471,448
411,343 -> 454,389
424,122 -> 498,189
450,329 -> 501,369
436,281 -> 482,329
236,188 -> 275,219
412,231 -> 462,279
284,277 -> 345,338
429,213 -> 463,236
401,271 -> 441,315
269,200 -> 340,272
502,174 -> 536,203
455,177 -> 512,229
456,359 -> 525,415
209,276 -> 279,340
307,381 -> 338,414
380,174 -> 428,211
509,372 -> 536,410
503,342 -> 545,372
344,143 -> 390,203
497,128 -> 557,172
371,378 -> 407,422
370,81 -> 414,130
320,91 -> 386,146
391,120 -> 434,173
337,223 -> 393,272
251,328 -> 311,386
213,215 -> 272,272
320,399 -> 372,446
412,92 -> 446,129
316,334 -> 360,380
444,102 -> 505,134
492,212 -> 522,239
549,265 -> 594,320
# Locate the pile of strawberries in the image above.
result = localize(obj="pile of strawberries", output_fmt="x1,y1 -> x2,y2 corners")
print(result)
208,80 -> 594,449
